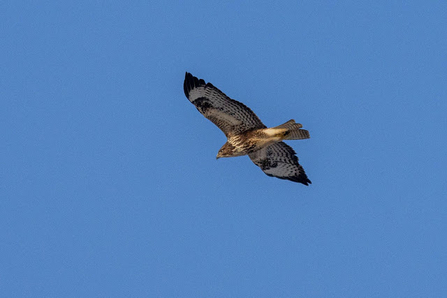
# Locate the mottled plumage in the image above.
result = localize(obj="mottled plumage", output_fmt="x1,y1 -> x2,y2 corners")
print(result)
248,142 -> 310,185
184,72 -> 311,185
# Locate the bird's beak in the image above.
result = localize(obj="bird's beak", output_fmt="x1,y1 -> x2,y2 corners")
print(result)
216,156 -> 220,160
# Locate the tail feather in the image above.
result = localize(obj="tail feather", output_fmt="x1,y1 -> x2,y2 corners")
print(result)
284,128 -> 310,140
273,119 -> 310,140
274,119 -> 301,129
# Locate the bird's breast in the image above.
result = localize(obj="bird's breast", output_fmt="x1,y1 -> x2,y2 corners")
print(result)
227,131 -> 275,155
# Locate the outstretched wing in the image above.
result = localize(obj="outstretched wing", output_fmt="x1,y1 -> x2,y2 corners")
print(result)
248,142 -> 311,185
184,72 -> 266,137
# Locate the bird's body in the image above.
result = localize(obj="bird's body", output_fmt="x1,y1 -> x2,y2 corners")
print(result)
219,129 -> 276,157
183,72 -> 311,185
218,124 -> 302,157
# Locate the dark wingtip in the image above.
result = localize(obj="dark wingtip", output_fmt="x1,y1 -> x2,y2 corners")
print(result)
293,176 -> 312,186
298,165 -> 312,186
184,72 -> 193,98
299,173 -> 312,186
266,173 -> 312,186
302,178 -> 312,186
184,72 -> 207,99
287,170 -> 312,185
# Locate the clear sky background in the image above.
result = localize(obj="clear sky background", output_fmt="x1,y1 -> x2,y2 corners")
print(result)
1,1 -> 446,297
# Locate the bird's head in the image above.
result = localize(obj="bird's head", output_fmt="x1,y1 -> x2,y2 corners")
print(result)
216,142 -> 235,159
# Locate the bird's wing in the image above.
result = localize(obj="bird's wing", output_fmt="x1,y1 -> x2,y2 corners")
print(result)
184,72 -> 266,137
248,142 -> 311,185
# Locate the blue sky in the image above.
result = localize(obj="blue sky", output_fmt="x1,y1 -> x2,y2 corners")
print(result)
1,1 -> 446,297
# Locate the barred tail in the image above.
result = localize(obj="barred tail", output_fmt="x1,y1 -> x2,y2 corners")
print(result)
273,119 -> 310,140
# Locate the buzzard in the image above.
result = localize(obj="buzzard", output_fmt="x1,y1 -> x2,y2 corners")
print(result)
184,72 -> 311,185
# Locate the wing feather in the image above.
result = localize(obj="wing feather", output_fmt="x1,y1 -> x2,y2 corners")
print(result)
248,142 -> 311,185
184,72 -> 266,137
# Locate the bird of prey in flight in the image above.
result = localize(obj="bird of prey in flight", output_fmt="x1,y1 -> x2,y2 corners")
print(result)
184,72 -> 311,185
